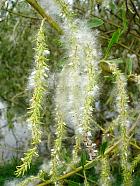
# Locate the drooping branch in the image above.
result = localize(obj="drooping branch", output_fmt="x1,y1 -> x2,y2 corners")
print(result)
25,0 -> 63,34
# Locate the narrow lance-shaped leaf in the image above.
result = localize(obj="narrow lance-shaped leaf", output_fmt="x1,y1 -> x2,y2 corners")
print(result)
105,28 -> 121,59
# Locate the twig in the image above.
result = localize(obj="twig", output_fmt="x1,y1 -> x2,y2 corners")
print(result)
3,9 -> 41,20
25,0 -> 63,34
130,0 -> 140,19
75,172 -> 98,184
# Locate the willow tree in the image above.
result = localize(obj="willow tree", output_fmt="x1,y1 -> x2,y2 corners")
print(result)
0,0 -> 140,186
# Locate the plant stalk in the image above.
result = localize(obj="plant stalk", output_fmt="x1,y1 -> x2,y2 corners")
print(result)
26,0 -> 63,34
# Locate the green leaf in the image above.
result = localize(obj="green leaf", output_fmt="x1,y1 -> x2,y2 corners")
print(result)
85,161 -> 95,170
80,150 -> 87,169
105,28 -> 121,58
100,141 -> 108,155
68,180 -> 81,186
105,58 -> 123,64
125,57 -> 133,75
88,17 -> 104,28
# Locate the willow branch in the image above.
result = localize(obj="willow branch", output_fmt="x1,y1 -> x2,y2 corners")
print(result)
25,0 -> 63,34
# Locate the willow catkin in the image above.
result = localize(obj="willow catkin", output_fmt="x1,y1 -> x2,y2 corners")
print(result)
15,19 -> 50,177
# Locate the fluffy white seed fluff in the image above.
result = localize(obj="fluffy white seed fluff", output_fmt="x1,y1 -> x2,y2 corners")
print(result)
4,179 -> 20,186
39,0 -> 60,18
54,19 -> 101,133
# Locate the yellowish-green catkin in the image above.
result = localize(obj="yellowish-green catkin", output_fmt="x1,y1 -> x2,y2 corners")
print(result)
54,0 -> 74,19
82,45 -> 99,160
29,18 -> 49,145
113,66 -> 132,186
71,135 -> 81,164
82,45 -> 98,130
68,27 -> 83,164
50,110 -> 66,184
55,0 -> 82,164
100,154 -> 111,186
15,147 -> 38,177
55,2 -> 80,165
55,20 -> 82,169
15,19 -> 49,177
130,154 -> 140,174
